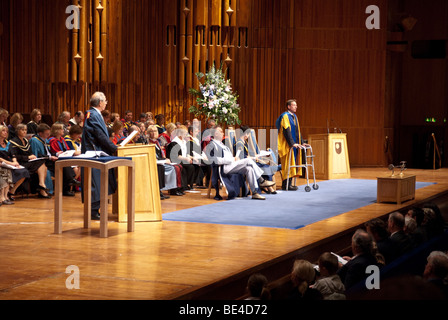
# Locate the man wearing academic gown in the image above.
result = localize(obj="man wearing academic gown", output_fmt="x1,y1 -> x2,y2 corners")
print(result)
81,92 -> 118,220
276,99 -> 308,190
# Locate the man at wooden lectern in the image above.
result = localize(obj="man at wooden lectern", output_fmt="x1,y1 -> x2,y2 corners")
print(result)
82,92 -> 118,220
276,99 -> 309,191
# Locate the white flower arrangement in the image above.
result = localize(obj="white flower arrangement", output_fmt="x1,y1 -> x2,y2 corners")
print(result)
189,64 -> 241,126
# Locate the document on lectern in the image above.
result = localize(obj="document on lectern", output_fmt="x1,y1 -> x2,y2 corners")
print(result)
119,130 -> 138,147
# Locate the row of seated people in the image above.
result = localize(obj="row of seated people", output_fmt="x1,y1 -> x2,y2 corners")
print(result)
243,203 -> 448,300
0,123 -> 82,205
109,119 -> 278,201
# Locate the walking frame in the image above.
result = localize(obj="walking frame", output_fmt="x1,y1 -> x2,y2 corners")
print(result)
286,145 -> 319,192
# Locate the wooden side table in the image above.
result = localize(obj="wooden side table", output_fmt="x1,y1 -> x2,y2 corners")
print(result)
377,174 -> 416,205
54,157 -> 135,238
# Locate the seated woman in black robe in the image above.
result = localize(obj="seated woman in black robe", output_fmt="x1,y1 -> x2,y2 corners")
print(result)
8,124 -> 50,198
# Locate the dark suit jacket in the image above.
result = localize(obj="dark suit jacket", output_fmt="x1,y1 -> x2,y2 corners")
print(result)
337,253 -> 378,290
81,108 -> 118,205
389,230 -> 414,261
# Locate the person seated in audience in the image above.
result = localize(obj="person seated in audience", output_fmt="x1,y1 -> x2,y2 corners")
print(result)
387,211 -> 414,261
187,125 -> 207,188
204,126 -> 275,200
365,218 -> 394,265
101,109 -> 111,127
148,124 -> 182,198
55,111 -> 72,136
158,122 -> 175,148
312,252 -> 346,300
235,125 -> 277,195
110,113 -> 121,127
138,113 -> 148,123
245,273 -> 271,300
337,229 -> 379,291
122,110 -> 136,136
8,113 -> 23,140
136,122 -> 148,144
288,259 -> 322,300
422,202 -> 445,239
166,126 -> 201,192
423,251 -> 448,298
69,111 -> 85,127
0,125 -> 29,201
146,112 -> 154,122
155,114 -> 166,134
406,206 -> 428,245
111,120 -> 125,145
8,124 -> 50,198
31,123 -> 79,197
26,108 -> 43,136
0,108 -> 9,126
64,125 -> 82,153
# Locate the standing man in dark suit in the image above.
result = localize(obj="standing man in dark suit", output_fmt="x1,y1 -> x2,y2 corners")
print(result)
82,92 -> 118,220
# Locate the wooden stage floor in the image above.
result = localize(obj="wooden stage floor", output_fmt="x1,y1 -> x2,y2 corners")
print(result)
1,167 -> 447,300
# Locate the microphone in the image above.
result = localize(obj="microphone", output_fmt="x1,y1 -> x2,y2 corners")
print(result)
330,119 -> 343,134
326,119 -> 330,134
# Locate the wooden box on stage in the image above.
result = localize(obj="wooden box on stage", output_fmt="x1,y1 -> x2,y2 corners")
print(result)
113,145 -> 162,222
377,174 -> 416,205
307,133 -> 351,180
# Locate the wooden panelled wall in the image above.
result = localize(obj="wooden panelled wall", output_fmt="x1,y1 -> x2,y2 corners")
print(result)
0,0 -> 388,166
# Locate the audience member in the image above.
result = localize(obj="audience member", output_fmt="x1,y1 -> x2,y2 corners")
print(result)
69,111 -> 85,127
312,252 -> 346,300
245,273 -> 271,300
148,125 -> 181,198
337,229 -> 379,290
0,108 -> 9,126
166,126 -> 201,192
122,110 -> 136,136
101,109 -> 111,126
111,120 -> 125,145
55,111 -> 71,136
26,108 -> 42,136
422,202 -> 445,238
423,251 -> 448,298
155,114 -> 166,134
8,124 -> 50,198
158,122 -> 175,148
0,125 -> 29,202
365,218 -> 394,264
288,259 -> 322,300
387,211 -> 414,261
406,206 -> 428,245
64,125 -> 82,152
8,113 -> 23,140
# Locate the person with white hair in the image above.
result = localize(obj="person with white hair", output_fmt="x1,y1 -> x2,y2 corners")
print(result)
423,251 -> 448,298
81,92 -> 118,220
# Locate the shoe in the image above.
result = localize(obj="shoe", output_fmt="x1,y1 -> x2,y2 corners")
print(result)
169,190 -> 184,196
91,210 -> 100,220
259,180 -> 275,188
38,193 -> 51,199
252,193 -> 266,200
214,195 -> 223,201
7,192 -> 15,201
2,200 -> 14,205
262,187 -> 271,194
63,191 -> 75,197
69,179 -> 81,186
36,185 -> 49,192
281,180 -> 298,191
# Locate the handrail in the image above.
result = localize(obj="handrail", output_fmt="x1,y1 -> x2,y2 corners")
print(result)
431,133 -> 442,170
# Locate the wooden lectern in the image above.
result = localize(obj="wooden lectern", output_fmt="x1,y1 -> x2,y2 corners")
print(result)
114,145 -> 162,222
307,133 -> 351,180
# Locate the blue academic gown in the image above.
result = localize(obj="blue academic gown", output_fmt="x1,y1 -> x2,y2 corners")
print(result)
81,107 -> 118,210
